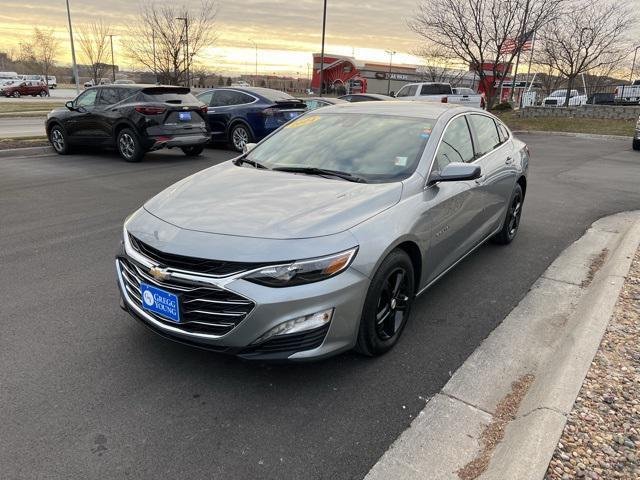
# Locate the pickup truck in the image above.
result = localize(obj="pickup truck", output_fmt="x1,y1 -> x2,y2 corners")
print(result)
541,89 -> 587,107
614,80 -> 640,104
394,82 -> 485,108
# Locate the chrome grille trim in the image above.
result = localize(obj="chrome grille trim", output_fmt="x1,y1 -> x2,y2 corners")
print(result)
117,256 -> 255,337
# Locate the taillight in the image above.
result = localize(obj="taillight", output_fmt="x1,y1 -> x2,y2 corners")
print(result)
441,97 -> 448,103
262,108 -> 277,116
480,96 -> 486,109
135,106 -> 166,115
200,105 -> 208,115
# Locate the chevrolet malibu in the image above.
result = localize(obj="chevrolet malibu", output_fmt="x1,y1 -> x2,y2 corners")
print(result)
116,102 -> 529,361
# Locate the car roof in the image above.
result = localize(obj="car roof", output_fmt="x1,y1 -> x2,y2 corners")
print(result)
343,93 -> 394,100
311,100 -> 467,119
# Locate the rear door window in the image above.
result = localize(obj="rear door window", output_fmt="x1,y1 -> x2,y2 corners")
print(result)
468,114 -> 502,157
420,84 -> 452,95
434,116 -> 475,171
97,88 -> 120,106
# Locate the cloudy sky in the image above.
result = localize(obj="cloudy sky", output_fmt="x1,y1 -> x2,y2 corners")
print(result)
0,0 -> 425,75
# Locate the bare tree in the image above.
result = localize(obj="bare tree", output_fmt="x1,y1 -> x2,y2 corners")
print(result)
410,0 -> 565,109
121,0 -> 217,85
415,43 -> 467,85
77,20 -> 111,84
537,0 -> 633,107
32,28 -> 59,94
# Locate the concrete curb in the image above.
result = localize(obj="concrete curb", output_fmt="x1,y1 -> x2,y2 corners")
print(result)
511,130 -> 631,141
0,146 -> 53,158
365,211 -> 640,480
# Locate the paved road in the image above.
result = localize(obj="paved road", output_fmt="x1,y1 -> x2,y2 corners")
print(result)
2,137 -> 639,479
0,117 -> 45,138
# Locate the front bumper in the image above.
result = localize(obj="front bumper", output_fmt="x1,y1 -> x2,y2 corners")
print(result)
115,242 -> 370,361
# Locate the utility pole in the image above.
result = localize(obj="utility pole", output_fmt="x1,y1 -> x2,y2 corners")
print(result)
250,40 -> 258,86
108,34 -> 117,82
176,16 -> 189,87
631,46 -> 640,83
65,0 -> 80,94
319,0 -> 327,97
385,50 -> 396,95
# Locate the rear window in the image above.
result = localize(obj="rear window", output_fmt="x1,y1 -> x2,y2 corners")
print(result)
420,84 -> 452,95
252,88 -> 294,102
140,88 -> 199,104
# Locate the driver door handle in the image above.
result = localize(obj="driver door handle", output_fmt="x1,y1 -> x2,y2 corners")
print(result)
505,156 -> 514,164
475,175 -> 485,185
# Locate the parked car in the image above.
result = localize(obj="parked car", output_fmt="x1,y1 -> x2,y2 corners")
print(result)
302,97 -> 348,110
46,85 -> 210,162
394,82 -> 485,109
586,92 -> 615,105
338,93 -> 394,102
116,101 -> 529,361
614,80 -> 640,104
633,114 -> 640,151
84,78 -> 112,88
0,80 -> 48,98
196,87 -> 307,151
21,74 -> 56,89
542,89 -> 587,107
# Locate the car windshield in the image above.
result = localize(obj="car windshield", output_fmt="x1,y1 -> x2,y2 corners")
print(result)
246,113 -> 435,183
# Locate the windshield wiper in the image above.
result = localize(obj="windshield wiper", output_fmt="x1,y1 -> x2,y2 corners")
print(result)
272,166 -> 368,183
233,157 -> 268,169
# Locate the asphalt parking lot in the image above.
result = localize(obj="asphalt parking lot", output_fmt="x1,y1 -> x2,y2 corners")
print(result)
2,135 -> 639,479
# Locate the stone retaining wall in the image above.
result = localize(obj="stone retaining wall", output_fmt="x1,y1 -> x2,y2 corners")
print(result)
519,105 -> 640,120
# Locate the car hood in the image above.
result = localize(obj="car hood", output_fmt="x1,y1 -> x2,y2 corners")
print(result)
144,162 -> 403,240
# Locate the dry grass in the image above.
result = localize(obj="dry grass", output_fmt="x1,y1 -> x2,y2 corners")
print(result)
0,136 -> 49,150
496,111 -> 636,137
0,102 -> 63,114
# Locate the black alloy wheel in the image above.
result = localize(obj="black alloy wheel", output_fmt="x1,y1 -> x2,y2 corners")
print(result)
492,183 -> 524,245
356,249 -> 415,356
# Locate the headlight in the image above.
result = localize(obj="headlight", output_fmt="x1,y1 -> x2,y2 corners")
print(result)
242,247 -> 358,287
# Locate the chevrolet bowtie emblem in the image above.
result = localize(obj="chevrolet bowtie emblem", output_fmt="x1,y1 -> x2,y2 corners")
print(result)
149,266 -> 170,281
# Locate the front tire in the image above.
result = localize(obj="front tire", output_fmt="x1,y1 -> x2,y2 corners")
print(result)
229,124 -> 252,152
492,184 -> 524,245
356,249 -> 415,357
49,125 -> 70,155
39,90 -> 47,97
12,91 -> 20,98
633,138 -> 640,151
116,128 -> 144,162
181,145 -> 205,156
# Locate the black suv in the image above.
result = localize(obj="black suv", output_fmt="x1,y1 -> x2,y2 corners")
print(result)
46,85 -> 210,162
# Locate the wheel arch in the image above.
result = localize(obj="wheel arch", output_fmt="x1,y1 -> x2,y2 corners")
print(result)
517,175 -> 527,199
113,120 -> 138,140
227,118 -> 254,140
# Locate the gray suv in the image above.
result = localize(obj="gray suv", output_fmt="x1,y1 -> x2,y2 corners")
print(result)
116,101 -> 529,361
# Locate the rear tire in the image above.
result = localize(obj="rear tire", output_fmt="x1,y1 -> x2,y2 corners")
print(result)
181,145 -> 205,156
39,90 -> 47,97
49,125 -> 70,155
633,138 -> 640,151
355,249 -> 415,357
229,124 -> 252,152
492,184 -> 524,245
116,128 -> 144,162
12,91 -> 20,98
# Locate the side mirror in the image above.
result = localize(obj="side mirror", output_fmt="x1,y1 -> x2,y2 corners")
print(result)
65,101 -> 75,111
242,143 -> 257,154
428,162 -> 482,185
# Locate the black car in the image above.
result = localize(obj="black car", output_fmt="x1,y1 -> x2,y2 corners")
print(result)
46,85 -> 210,162
586,92 -> 615,105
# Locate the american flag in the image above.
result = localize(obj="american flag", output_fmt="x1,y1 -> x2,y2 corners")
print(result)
500,30 -> 535,54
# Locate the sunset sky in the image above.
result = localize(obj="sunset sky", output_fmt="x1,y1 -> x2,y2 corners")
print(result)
0,0 -> 426,75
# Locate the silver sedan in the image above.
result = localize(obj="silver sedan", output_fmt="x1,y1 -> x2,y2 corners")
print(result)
116,101 -> 529,361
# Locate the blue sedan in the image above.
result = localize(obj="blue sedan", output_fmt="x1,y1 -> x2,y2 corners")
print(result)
196,87 -> 307,151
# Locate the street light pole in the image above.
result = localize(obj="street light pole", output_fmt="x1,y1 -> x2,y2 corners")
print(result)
250,40 -> 258,86
108,34 -> 117,82
65,0 -> 80,94
385,50 -> 396,95
152,31 -> 158,84
319,0 -> 327,97
631,46 -> 640,83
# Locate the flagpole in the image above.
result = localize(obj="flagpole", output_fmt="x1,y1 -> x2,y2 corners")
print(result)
509,49 -> 522,103
525,31 -> 536,91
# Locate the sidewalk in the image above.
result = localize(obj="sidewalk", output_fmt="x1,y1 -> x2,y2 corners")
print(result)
545,248 -> 640,480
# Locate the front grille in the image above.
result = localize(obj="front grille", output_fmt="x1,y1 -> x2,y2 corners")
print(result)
544,99 -> 558,106
118,257 -> 254,336
129,234 -> 267,277
241,324 -> 330,355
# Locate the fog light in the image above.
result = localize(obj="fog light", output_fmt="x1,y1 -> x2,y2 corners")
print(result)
252,309 -> 334,345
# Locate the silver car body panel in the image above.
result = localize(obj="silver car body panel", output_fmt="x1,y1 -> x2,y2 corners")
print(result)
118,101 -> 528,360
